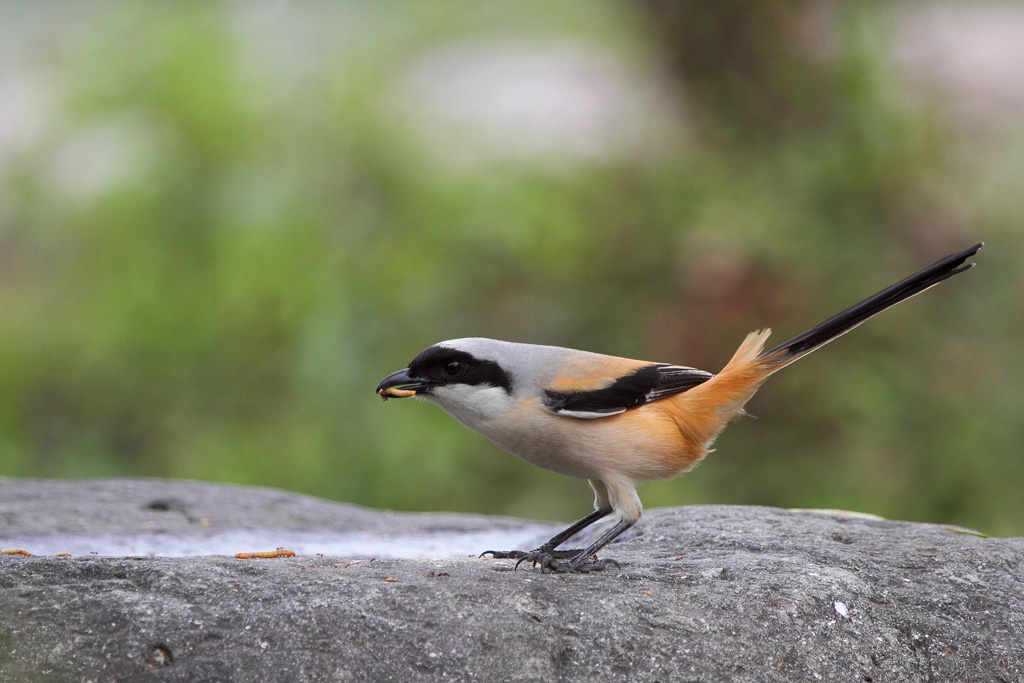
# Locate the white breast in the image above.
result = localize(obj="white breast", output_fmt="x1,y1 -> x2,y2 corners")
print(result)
423,387 -> 602,479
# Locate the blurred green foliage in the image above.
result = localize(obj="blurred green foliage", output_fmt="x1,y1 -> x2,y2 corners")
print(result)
0,2 -> 1021,535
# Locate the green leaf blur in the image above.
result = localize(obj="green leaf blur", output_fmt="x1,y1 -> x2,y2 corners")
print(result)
1,2 -> 1021,535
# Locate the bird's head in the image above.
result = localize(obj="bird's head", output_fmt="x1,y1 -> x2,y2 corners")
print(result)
375,338 -> 531,419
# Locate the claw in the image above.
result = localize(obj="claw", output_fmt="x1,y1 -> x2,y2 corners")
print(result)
479,549 -> 527,559
483,548 -> 619,573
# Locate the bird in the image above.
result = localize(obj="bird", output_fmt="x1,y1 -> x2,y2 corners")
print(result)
375,243 -> 982,573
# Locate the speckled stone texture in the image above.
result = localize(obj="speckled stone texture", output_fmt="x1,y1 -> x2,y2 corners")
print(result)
1,478 -> 1022,682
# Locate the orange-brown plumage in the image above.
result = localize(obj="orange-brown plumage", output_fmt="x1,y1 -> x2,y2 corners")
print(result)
545,355 -> 653,394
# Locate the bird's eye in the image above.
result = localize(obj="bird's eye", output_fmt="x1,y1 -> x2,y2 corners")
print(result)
444,360 -> 463,375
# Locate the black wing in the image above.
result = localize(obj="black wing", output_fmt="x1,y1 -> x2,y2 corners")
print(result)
542,364 -> 713,419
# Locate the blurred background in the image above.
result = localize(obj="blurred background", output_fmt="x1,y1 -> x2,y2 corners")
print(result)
0,1 -> 1021,535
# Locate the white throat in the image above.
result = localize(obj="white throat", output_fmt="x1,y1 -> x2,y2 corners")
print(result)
424,384 -> 516,433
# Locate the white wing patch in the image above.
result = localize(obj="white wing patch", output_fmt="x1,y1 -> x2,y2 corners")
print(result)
550,407 -> 627,420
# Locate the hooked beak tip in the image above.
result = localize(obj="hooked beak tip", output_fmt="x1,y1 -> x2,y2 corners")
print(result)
376,368 -> 431,400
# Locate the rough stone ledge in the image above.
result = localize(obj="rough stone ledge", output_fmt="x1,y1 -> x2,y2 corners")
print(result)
1,478 -> 1022,682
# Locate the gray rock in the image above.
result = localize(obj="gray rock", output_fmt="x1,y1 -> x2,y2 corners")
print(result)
1,478 -> 1022,682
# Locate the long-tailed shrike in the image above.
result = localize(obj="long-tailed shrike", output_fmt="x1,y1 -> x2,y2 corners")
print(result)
376,243 -> 982,572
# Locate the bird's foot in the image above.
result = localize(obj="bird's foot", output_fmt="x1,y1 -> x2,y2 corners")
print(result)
519,550 -> 620,573
481,548 -> 619,573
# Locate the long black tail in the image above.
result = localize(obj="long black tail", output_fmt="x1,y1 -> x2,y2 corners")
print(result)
759,243 -> 982,368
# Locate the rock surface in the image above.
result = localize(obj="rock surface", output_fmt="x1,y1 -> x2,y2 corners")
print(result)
1,478 -> 1022,682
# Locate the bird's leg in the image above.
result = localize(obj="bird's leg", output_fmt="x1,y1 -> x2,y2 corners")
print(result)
481,507 -> 611,562
535,519 -> 634,573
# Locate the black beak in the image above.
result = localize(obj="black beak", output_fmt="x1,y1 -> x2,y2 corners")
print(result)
375,368 -> 435,398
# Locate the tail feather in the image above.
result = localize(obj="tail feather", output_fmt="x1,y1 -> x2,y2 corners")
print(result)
669,243 -> 981,453
757,242 -> 982,371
